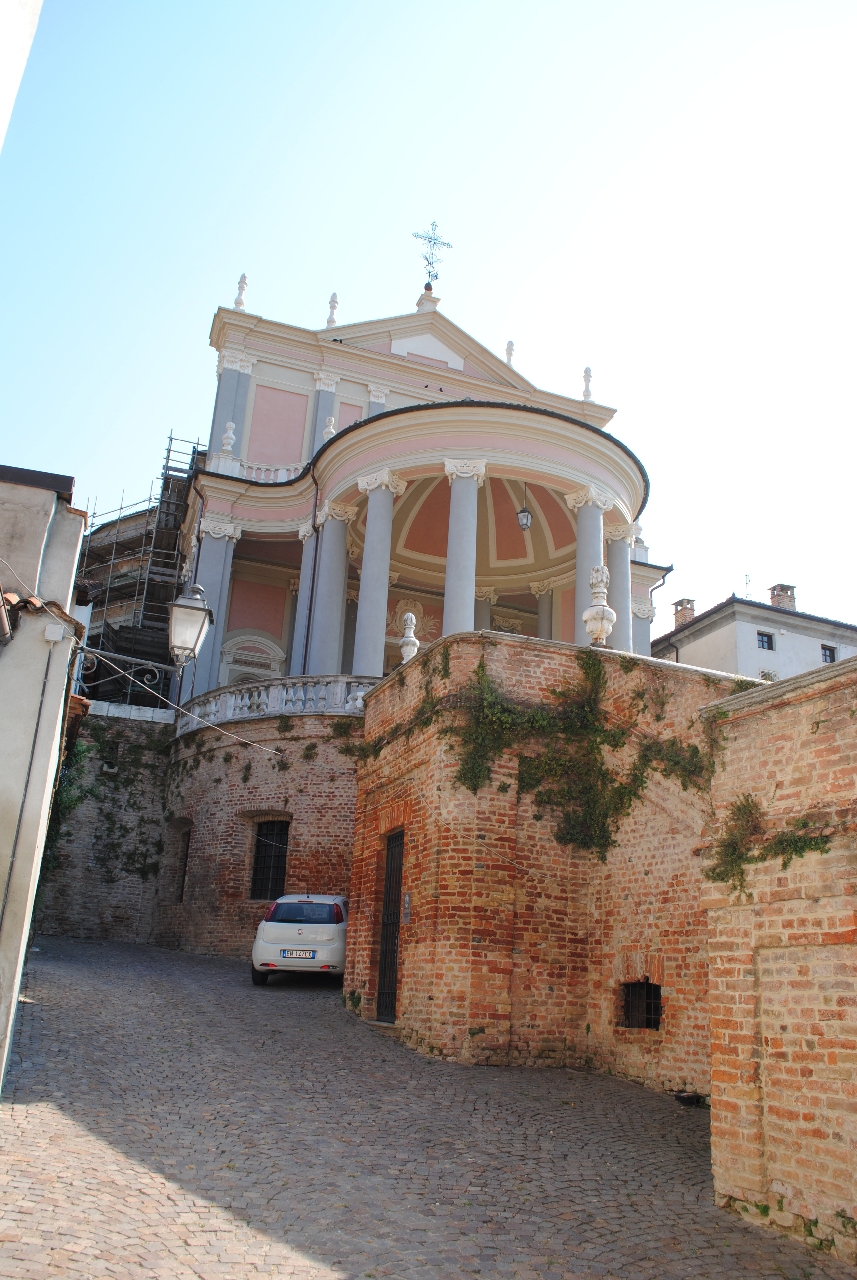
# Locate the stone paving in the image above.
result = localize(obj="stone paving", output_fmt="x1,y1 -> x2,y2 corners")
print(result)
1,940 -> 853,1280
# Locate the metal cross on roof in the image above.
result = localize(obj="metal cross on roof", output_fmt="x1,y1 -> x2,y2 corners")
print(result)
412,221 -> 452,286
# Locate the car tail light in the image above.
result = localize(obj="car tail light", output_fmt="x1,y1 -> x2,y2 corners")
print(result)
332,903 -> 344,923
263,902 -> 280,921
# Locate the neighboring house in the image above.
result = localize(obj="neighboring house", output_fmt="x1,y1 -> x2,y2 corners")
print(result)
651,584 -> 857,680
0,464 -> 86,1086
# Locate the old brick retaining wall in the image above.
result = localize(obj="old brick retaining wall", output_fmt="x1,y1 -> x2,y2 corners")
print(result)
703,660 -> 857,1263
154,714 -> 359,956
344,633 -> 734,1090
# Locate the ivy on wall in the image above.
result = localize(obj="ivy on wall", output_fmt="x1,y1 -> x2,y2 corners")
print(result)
341,644 -> 833,886
702,793 -> 831,889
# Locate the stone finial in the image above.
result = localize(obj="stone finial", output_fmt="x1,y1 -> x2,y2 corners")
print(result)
220,422 -> 236,454
323,416 -> 336,441
233,274 -> 248,311
326,293 -> 338,328
506,340 -> 514,366
583,367 -> 592,400
399,612 -> 420,663
582,565 -> 616,646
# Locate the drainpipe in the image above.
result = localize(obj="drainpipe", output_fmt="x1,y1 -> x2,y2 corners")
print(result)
300,464 -> 321,676
650,566 -> 675,660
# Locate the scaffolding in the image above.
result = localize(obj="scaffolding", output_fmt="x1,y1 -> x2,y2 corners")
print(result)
76,436 -> 201,706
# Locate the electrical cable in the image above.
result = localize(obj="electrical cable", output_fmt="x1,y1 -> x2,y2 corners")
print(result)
0,555 -> 289,752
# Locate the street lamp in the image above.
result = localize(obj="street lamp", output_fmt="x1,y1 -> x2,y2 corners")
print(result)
168,585 -> 213,668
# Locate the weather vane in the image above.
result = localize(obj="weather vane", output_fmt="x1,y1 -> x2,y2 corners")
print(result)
412,221 -> 452,287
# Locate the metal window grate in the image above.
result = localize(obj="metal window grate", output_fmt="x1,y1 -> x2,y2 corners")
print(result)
376,829 -> 404,1023
623,980 -> 661,1030
250,821 -> 290,900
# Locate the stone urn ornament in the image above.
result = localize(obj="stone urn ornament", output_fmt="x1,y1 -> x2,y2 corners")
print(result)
399,612 -> 420,663
582,565 -> 616,646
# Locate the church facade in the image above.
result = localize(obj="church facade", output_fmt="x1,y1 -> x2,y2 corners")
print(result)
182,282 -> 668,709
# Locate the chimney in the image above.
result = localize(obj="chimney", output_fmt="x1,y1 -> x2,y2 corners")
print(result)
770,583 -> 796,611
673,598 -> 695,627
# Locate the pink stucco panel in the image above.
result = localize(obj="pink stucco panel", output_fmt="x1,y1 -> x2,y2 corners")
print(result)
338,402 -> 363,431
227,579 -> 287,637
248,386 -> 308,464
559,585 -> 576,643
490,479 -> 527,562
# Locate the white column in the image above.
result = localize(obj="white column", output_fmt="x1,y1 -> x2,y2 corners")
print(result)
289,521 -> 317,676
442,459 -> 486,636
604,522 -> 639,653
632,599 -> 657,657
187,516 -> 240,697
474,587 -> 496,631
352,468 -> 406,676
311,370 -> 341,453
531,580 -> 554,640
306,501 -> 357,675
566,485 -> 614,646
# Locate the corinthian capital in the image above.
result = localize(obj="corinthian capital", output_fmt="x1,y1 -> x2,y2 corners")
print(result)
367,383 -> 390,405
564,484 -> 614,513
200,515 -> 241,541
631,599 -> 656,620
217,348 -> 257,376
357,468 -> 407,496
317,500 -> 358,525
474,586 -> 498,603
298,520 -> 315,542
314,369 -> 341,394
529,578 -> 558,598
444,458 -> 487,486
604,521 -> 641,545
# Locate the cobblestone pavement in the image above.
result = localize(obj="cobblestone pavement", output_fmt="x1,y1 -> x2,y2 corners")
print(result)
1,940 -> 853,1280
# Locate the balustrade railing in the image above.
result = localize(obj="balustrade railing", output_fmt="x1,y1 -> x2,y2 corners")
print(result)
206,453 -> 303,483
176,674 -> 379,736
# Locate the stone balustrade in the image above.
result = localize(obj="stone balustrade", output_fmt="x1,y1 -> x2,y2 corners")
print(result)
207,453 -> 303,483
176,674 -> 379,737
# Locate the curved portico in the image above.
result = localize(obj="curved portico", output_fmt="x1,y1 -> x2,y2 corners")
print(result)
187,396 -> 655,697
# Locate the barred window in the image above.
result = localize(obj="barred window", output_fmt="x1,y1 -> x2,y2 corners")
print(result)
250,821 -> 290,900
622,980 -> 661,1030
757,632 -> 774,651
821,645 -> 836,664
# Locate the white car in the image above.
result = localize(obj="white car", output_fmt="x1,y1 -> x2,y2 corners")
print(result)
251,894 -> 347,985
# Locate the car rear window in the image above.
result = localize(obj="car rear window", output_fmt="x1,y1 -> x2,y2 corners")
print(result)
268,902 -> 340,923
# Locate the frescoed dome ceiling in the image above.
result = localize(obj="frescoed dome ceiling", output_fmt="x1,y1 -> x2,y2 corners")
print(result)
349,476 -> 580,590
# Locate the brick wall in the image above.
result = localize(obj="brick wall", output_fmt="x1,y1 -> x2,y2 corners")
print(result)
36,713 -> 172,942
703,660 -> 857,1263
153,714 -> 359,957
37,710 -> 361,962
345,634 -> 734,1090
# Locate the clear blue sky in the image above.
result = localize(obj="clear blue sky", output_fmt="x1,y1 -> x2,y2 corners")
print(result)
2,0 -> 855,635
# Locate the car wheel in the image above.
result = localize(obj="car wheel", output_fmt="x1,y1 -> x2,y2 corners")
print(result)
251,965 -> 269,986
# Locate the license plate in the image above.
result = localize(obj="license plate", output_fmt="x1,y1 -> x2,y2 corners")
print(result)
282,949 -> 316,959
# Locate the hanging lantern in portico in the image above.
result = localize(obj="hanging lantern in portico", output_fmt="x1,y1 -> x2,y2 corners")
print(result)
517,483 -> 533,532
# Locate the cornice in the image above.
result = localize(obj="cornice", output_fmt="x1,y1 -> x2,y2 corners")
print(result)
208,306 -> 616,427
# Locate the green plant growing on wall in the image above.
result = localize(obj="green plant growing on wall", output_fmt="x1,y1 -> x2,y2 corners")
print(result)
301,742 -> 318,761
82,719 -> 173,881
40,739 -> 95,880
448,652 -> 713,860
703,793 -> 831,890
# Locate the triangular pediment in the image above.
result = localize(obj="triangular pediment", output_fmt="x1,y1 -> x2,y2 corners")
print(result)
321,308 -> 534,392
